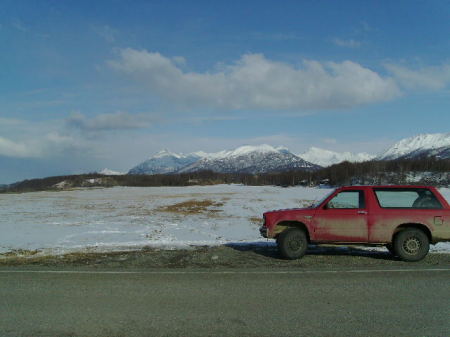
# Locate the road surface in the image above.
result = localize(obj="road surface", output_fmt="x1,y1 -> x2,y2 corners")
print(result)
1,266 -> 449,337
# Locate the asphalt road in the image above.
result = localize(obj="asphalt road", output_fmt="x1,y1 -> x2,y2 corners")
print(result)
1,267 -> 449,337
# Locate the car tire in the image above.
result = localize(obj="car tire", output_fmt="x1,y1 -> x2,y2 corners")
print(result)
393,228 -> 429,262
277,228 -> 308,260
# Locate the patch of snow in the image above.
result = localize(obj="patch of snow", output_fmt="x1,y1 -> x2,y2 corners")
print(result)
152,149 -> 184,159
191,151 -> 210,158
98,168 -> 125,175
201,144 -> 281,160
54,180 -> 69,189
0,185 -> 327,254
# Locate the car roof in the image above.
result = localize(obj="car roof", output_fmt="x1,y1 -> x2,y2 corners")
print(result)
338,185 -> 435,189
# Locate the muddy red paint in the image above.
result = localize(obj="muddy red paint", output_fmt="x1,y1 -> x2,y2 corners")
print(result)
261,185 -> 450,260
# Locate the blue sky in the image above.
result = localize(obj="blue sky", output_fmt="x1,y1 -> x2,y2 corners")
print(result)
1,0 -> 450,183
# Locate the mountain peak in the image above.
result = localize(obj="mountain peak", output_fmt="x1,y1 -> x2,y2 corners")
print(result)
179,144 -> 320,174
129,150 -> 202,175
153,149 -> 183,159
205,144 -> 290,160
229,144 -> 285,156
378,133 -> 450,160
299,147 -> 375,167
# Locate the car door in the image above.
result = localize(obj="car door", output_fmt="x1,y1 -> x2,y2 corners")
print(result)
312,189 -> 368,243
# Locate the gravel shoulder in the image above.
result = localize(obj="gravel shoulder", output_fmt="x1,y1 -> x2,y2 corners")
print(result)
1,244 -> 449,270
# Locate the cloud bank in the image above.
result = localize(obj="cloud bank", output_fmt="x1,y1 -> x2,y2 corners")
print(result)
0,132 -> 81,159
385,63 -> 450,90
0,137 -> 37,158
109,48 -> 400,110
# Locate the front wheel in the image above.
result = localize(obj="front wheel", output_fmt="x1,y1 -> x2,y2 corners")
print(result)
277,228 -> 308,260
393,228 -> 429,262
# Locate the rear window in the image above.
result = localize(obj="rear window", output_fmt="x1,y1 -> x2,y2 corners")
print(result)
374,188 -> 442,209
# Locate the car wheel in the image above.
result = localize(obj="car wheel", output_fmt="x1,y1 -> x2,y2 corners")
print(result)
393,228 -> 429,262
277,228 -> 308,260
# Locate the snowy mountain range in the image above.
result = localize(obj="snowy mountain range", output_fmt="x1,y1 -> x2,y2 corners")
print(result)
125,133 -> 450,175
377,133 -> 450,160
179,145 -> 320,174
128,145 -> 320,175
128,150 -> 203,175
299,147 -> 375,167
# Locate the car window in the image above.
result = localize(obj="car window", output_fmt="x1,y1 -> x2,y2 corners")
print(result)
311,189 -> 336,208
374,188 -> 442,209
326,191 -> 364,209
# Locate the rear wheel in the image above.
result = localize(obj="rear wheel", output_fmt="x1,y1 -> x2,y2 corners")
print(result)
277,228 -> 308,260
393,228 -> 429,262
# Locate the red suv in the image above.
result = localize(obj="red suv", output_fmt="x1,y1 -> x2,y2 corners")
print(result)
260,185 -> 450,261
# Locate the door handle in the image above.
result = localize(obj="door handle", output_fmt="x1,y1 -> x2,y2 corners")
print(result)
357,210 -> 368,215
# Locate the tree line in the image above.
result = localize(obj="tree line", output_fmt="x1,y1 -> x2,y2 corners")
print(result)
2,156 -> 449,193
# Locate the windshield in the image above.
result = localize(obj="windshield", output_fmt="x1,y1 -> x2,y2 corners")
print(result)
310,189 -> 336,208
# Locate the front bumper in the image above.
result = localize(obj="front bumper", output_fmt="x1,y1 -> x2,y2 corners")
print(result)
259,225 -> 268,238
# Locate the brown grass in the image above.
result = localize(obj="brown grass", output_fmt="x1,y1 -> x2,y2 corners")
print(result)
0,249 -> 41,258
156,199 -> 224,215
297,199 -> 315,207
248,217 -> 262,225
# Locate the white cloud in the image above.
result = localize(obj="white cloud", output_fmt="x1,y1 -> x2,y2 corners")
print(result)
66,111 -> 153,131
108,48 -> 400,110
385,63 -> 450,90
0,132 -> 83,159
0,116 -> 89,159
0,112 -> 155,161
333,38 -> 361,48
0,137 -> 38,158
43,132 -> 86,155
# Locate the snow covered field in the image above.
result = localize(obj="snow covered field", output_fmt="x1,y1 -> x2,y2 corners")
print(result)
1,185 -> 449,255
